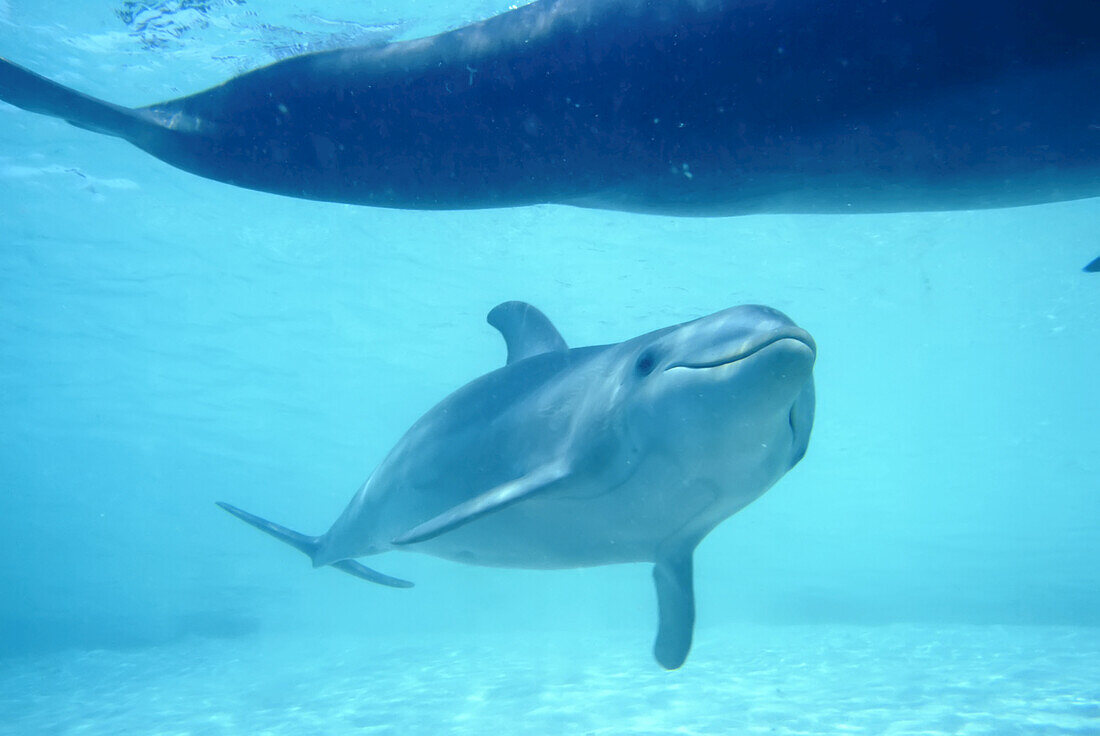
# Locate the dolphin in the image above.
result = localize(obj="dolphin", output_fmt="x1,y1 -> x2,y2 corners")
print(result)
0,0 -> 1098,218
217,302 -> 817,669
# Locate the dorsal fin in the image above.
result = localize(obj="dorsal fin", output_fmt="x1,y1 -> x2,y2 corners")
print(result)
486,301 -> 568,365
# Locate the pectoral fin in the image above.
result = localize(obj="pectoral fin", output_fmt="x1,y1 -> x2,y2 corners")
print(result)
392,461 -> 571,545
652,546 -> 697,670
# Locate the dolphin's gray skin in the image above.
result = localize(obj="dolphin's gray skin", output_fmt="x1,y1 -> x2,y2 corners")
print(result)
0,0 -> 1098,217
218,302 -> 816,669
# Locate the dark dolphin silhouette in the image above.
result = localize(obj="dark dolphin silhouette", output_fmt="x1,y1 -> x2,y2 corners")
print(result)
1,0 -> 1098,220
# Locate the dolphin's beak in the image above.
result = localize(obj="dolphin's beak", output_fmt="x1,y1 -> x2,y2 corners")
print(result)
667,327 -> 815,371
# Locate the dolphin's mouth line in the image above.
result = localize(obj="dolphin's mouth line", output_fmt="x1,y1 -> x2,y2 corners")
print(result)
665,331 -> 816,371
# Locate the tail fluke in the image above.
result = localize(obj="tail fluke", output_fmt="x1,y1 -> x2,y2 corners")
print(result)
0,57 -> 153,140
216,501 -> 319,556
330,559 -> 414,588
216,502 -> 413,589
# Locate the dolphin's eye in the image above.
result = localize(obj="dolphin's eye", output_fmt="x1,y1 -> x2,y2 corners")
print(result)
635,351 -> 657,377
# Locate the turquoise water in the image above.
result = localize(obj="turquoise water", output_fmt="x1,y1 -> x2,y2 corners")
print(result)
1,2 -> 1098,734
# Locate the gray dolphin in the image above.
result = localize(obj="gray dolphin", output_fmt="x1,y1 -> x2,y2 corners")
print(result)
218,302 -> 816,669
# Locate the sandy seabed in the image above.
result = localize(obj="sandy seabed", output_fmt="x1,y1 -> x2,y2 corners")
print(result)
2,624 -> 1097,735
